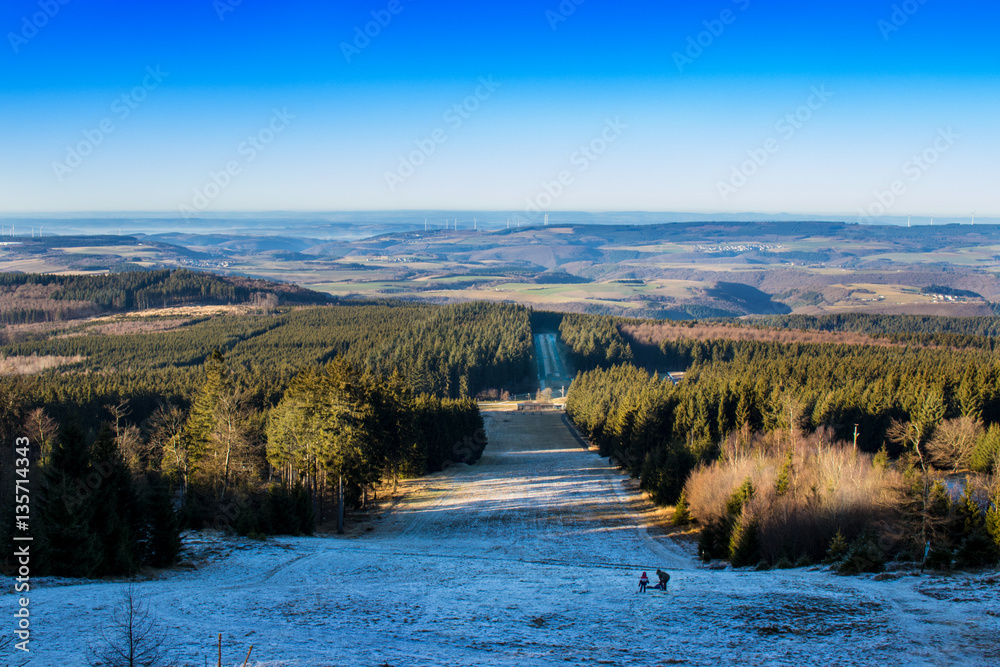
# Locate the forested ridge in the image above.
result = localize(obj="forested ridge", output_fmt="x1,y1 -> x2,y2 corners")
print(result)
0,268 -> 327,323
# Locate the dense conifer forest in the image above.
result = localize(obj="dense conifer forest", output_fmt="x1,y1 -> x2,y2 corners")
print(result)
562,311 -> 1000,570
2,269 -> 998,577
0,278 -> 532,576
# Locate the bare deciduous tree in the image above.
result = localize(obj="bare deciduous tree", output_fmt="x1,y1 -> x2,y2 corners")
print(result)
927,416 -> 983,472
88,584 -> 171,667
149,401 -> 189,502
24,406 -> 58,466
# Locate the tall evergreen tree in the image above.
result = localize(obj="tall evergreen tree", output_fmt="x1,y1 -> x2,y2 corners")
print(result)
37,425 -> 103,577
142,473 -> 181,567
91,425 -> 142,577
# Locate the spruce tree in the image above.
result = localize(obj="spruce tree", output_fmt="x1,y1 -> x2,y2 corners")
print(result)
143,474 -> 181,567
775,450 -> 793,496
38,425 -> 103,577
672,490 -> 692,526
184,349 -> 229,464
91,425 -> 142,577
986,488 -> 1000,552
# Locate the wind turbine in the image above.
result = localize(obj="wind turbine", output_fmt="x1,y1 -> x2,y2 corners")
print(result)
971,211 -> 976,226
907,212 -> 911,228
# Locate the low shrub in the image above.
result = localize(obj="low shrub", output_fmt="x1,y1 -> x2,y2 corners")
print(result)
837,533 -> 885,574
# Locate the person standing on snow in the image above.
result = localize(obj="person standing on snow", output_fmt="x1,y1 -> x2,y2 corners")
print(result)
638,571 -> 649,592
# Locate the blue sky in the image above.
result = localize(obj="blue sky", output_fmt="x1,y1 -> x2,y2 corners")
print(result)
1,0 -> 997,218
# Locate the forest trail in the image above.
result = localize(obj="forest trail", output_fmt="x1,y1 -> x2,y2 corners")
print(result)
27,412 -> 1000,666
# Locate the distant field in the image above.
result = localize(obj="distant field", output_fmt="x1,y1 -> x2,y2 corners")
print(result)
867,249 -> 1000,266
5,221 -> 1000,319
308,278 -> 706,311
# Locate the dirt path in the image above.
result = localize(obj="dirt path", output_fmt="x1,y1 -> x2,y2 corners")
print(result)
24,412 -> 1000,666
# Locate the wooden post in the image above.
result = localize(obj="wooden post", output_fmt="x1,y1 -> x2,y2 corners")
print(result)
337,474 -> 345,534
218,633 -> 222,667
242,646 -> 254,667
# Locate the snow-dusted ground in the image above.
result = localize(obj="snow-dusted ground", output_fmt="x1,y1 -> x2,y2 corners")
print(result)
17,412 -> 1000,666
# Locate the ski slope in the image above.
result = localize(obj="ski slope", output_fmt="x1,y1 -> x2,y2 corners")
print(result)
20,412 -> 1000,666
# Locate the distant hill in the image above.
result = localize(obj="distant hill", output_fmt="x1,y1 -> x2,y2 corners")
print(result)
0,268 -> 328,324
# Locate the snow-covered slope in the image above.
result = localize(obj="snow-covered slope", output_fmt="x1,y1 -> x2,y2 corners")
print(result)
19,412 -> 1000,665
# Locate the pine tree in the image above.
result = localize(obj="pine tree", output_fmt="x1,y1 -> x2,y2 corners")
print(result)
184,350 -> 229,464
775,450 -> 793,496
971,424 -> 1000,473
952,485 -> 998,568
143,474 -> 181,567
729,516 -> 761,567
726,477 -> 755,518
91,425 -> 142,576
873,445 -> 889,470
38,425 -> 103,577
672,490 -> 692,526
824,530 -> 849,563
986,487 -> 1000,552
293,483 -> 315,535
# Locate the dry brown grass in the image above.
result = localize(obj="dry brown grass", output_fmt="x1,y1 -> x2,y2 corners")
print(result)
59,318 -> 192,337
0,354 -> 86,374
621,321 -> 895,349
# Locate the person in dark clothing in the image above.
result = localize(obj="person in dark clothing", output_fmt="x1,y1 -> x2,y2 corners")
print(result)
638,571 -> 649,592
655,569 -> 670,590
